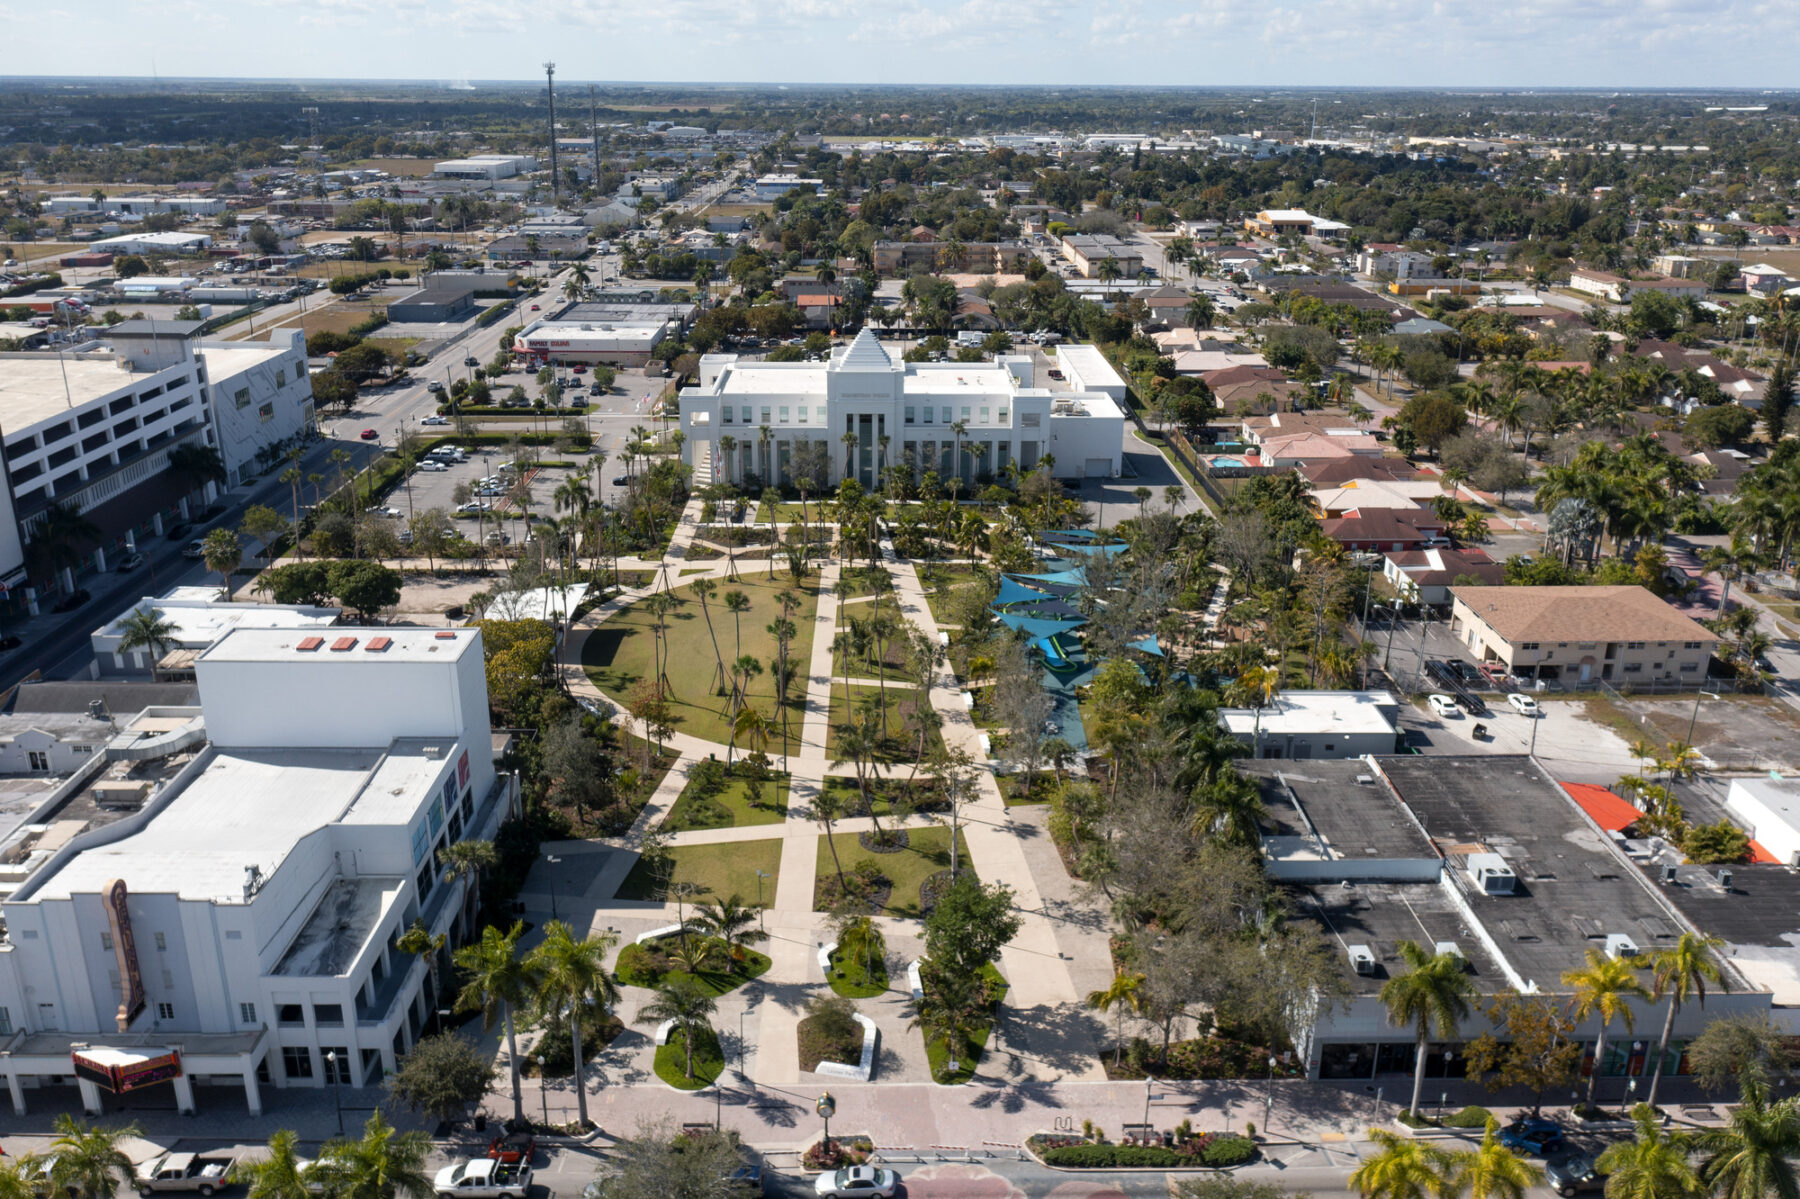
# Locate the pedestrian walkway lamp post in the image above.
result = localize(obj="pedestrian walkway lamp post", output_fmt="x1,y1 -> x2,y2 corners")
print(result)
537,1055 -> 549,1127
1266,1055 -> 1277,1128
755,870 -> 769,931
1685,690 -> 1720,747
546,854 -> 562,921
325,1050 -> 344,1137
816,1092 -> 836,1147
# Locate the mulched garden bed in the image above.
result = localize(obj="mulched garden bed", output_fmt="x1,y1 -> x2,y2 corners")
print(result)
857,828 -> 910,853
817,863 -> 892,914
918,868 -> 957,914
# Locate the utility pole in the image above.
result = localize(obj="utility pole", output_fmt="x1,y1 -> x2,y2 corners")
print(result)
544,62 -> 560,206
301,106 -> 320,149
588,85 -> 600,186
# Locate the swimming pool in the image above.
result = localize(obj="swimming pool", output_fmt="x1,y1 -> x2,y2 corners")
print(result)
1210,456 -> 1249,468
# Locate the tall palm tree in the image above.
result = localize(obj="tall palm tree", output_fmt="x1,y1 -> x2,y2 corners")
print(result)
1086,968 -> 1145,1067
1191,769 -> 1265,848
48,1115 -> 139,1199
1641,932 -> 1727,1112
1379,941 -> 1475,1118
201,527 -> 242,600
316,1111 -> 432,1199
525,920 -> 619,1130
690,578 -> 728,695
635,977 -> 718,1080
438,838 -> 497,916
1598,1104 -> 1702,1199
1695,1074 -> 1800,1199
240,1130 -> 315,1199
723,590 -> 751,662
1349,1129 -> 1453,1199
395,919 -> 447,1016
452,921 -> 535,1124
696,892 -> 768,961
1564,947 -> 1651,1113
1449,1121 -> 1544,1199
0,1160 -> 40,1199
115,605 -> 180,666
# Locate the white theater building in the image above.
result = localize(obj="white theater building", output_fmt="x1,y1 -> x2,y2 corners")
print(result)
677,330 -> 1128,487
0,626 -> 518,1116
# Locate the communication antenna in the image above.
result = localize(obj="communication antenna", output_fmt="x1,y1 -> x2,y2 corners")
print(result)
302,106 -> 320,149
544,62 -> 559,204
589,85 -> 600,179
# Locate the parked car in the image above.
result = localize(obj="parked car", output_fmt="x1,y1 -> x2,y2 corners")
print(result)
421,415 -> 450,426
813,1168 -> 899,1199
456,502 -> 491,514
165,522 -> 191,540
135,1153 -> 235,1196
115,552 -> 146,572
486,531 -> 509,546
1498,1116 -> 1566,1158
181,540 -> 207,560
1428,694 -> 1460,719
611,476 -> 629,486
432,1160 -> 531,1199
417,460 -> 449,472
464,356 -> 480,368
486,1133 -> 536,1165
1454,692 -> 1489,717
360,428 -> 379,440
1546,1152 -> 1606,1196
427,381 -> 446,395
1508,693 -> 1540,716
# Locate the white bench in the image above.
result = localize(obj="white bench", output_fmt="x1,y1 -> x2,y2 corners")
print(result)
907,959 -> 924,1001
635,923 -> 686,946
653,1018 -> 676,1046
818,940 -> 837,975
813,1013 -> 879,1082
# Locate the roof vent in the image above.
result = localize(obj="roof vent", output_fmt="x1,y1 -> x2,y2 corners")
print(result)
1355,774 -> 1374,785
434,631 -> 457,640
366,636 -> 392,652
1348,944 -> 1377,975
1606,933 -> 1639,960
1659,864 -> 1679,884
1434,941 -> 1464,962
330,636 -> 358,652
1717,868 -> 1733,891
1466,852 -> 1517,895
296,636 -> 324,652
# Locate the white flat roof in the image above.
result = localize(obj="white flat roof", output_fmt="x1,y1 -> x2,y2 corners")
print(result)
97,594 -> 338,647
1220,690 -> 1399,738
198,626 -> 479,665
713,364 -> 828,396
1728,777 -> 1800,831
0,354 -> 166,430
195,341 -> 290,381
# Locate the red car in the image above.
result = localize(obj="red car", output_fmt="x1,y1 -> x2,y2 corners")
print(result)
487,1133 -> 535,1164
572,365 -> 587,374
359,428 -> 378,440
529,304 -> 540,311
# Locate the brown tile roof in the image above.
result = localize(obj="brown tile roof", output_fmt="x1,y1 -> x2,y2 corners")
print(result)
1449,585 -> 1720,645
1298,457 -> 1418,484
1321,509 -> 1446,542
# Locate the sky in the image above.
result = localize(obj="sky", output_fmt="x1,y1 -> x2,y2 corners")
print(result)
5,0 -> 1799,88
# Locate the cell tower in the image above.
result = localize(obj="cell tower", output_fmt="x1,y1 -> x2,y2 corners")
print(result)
544,62 -> 559,204
589,85 -> 600,181
302,106 -> 320,149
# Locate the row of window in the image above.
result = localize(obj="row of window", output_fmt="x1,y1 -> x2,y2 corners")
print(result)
718,404 -> 1013,427
4,383 -> 200,460
1516,640 -> 1706,651
282,1044 -> 351,1082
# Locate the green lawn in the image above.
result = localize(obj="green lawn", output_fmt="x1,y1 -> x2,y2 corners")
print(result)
654,1026 -> 725,1090
616,936 -> 773,998
922,964 -> 1009,1085
826,944 -> 889,999
821,775 -> 946,819
829,595 -> 913,682
581,572 -> 821,754
827,684 -> 946,764
812,826 -> 973,918
615,838 -> 785,907
837,565 -> 898,599
661,774 -> 790,832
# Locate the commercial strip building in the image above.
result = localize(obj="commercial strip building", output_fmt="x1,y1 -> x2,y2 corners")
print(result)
1250,756 -> 1774,1081
0,626 -> 518,1115
1448,585 -> 1718,685
870,241 -> 1033,276
1058,235 -> 1143,279
677,331 -> 1127,486
512,316 -> 677,368
386,281 -> 479,324
752,174 -> 822,199
1218,690 -> 1402,759
44,196 -> 226,218
90,586 -> 340,677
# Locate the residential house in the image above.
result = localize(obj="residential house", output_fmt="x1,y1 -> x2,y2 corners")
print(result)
1383,546 -> 1506,605
1320,508 -> 1447,552
1448,585 -> 1718,684
1258,431 -> 1380,467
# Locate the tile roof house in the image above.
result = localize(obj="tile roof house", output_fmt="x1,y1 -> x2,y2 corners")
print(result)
1448,585 -> 1718,684
1297,457 -> 1419,485
1175,350 -> 1270,375
1241,410 -> 1365,445
1213,379 -> 1311,416
1321,508 -> 1447,551
1383,547 -> 1506,604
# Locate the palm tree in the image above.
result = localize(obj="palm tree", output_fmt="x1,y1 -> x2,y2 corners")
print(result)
1086,969 -> 1145,1068
1449,1121 -> 1544,1199
814,783 -> 850,890
525,920 -> 619,1130
732,703 -> 771,768
240,1130 -> 315,1199
1379,941 -> 1475,1118
1694,1073 -> 1800,1199
0,1160 -> 38,1199
316,1111 -> 432,1199
690,578 -> 728,695
438,838 -> 497,917
1597,1104 -> 1702,1199
26,501 -> 100,589
1641,932 -> 1727,1112
1191,769 -> 1265,848
723,589 -> 751,661
114,605 -> 180,666
636,977 -> 718,1080
395,919 -> 446,1015
696,892 -> 767,961
200,527 -> 242,599
1564,947 -> 1651,1114
948,420 -> 967,499
1350,1130 -> 1453,1199
452,921 -> 535,1124
837,912 -> 885,985
48,1115 -> 139,1199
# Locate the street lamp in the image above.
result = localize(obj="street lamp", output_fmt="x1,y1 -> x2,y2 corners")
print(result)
325,1050 -> 344,1137
545,854 -> 562,921
755,870 -> 769,930
816,1092 -> 836,1148
1685,690 -> 1721,747
436,1007 -> 452,1035
1265,1055 -> 1277,1130
537,1055 -> 549,1127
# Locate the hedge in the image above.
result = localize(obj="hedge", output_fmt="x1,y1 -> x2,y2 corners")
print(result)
477,297 -> 520,327
348,312 -> 389,337
2,273 -> 63,298
1038,1136 -> 1255,1170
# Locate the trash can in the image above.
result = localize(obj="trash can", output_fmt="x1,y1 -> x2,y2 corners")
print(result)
474,1115 -> 487,1133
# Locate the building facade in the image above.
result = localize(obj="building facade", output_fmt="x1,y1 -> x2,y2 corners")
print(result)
195,330 -> 316,486
1449,585 -> 1717,684
678,331 -> 1126,486
0,627 -> 516,1116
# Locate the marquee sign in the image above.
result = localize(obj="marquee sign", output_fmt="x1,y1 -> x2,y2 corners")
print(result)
71,1047 -> 182,1093
103,879 -> 145,1032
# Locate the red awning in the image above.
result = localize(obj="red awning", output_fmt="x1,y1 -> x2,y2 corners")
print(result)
1562,782 -> 1644,833
1750,839 -> 1781,865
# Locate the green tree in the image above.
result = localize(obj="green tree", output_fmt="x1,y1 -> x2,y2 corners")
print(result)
1349,1129 -> 1454,1199
1596,1104 -> 1702,1199
328,560 -> 403,620
1462,991 -> 1582,1116
695,892 -> 768,962
1686,1014 -> 1795,1094
584,1118 -> 748,1199
1448,1121 -> 1544,1199
1694,1074 -> 1800,1199
1086,968 -> 1145,1068
1564,947 -> 1650,1114
48,1115 -> 140,1199
636,978 -> 718,1081
237,1130 -> 314,1199
452,921 -> 534,1124
922,875 -> 1021,978
1379,941 -> 1475,1118
1640,932 -> 1727,1113
114,605 -> 180,663
315,1111 -> 432,1199
526,920 -> 619,1129
381,1033 -> 496,1127
202,527 -> 243,599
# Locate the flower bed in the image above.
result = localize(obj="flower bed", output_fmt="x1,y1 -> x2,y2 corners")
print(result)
1104,1033 -> 1302,1081
1028,1133 -> 1256,1169
803,1138 -> 873,1170
615,934 -> 771,998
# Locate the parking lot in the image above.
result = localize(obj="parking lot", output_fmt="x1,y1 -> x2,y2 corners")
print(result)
380,447 -> 603,550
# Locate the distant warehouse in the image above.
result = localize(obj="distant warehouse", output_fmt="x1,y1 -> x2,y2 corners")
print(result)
387,279 -> 481,324
90,231 -> 212,257
434,155 -> 539,180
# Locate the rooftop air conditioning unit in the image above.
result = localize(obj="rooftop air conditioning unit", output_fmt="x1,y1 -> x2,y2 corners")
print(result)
1659,864 -> 1679,884
1348,944 -> 1377,975
1718,869 -> 1733,890
1434,941 -> 1464,963
1606,933 -> 1639,960
1466,852 -> 1517,895
1355,774 -> 1374,785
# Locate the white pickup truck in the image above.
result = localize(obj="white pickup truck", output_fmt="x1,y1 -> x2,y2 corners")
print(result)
135,1153 -> 235,1197
432,1160 -> 532,1199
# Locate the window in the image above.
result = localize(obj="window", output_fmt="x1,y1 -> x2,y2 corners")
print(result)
27,751 -> 47,771
1519,642 -> 1539,651
0,1008 -> 12,1037
156,1003 -> 174,1021
313,1004 -> 344,1027
1680,661 -> 1699,672
258,402 -> 274,423
721,407 -> 732,423
233,388 -> 251,409
417,862 -> 436,902
778,407 -> 789,423
275,369 -> 287,387
921,407 -> 933,424
940,407 -> 951,423
740,406 -> 750,424
905,407 -> 915,424
759,407 -> 770,425
321,1048 -> 350,1084
797,406 -> 807,423
239,1003 -> 257,1024
1626,641 -> 1645,650
1683,641 -> 1703,649
225,930 -> 242,941
960,407 -> 971,421
1021,412 -> 1040,428
979,407 -> 990,423
998,408 -> 1009,423
277,1004 -> 304,1026
281,1046 -> 313,1080
101,931 -> 114,951
1624,662 -> 1643,674
73,745 -> 93,756
1577,642 -> 1596,650
154,932 -> 166,952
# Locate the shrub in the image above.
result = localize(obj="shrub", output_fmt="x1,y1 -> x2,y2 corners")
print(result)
1443,1105 -> 1493,1129
614,942 -> 661,988
1041,1144 -> 1184,1168
1201,1136 -> 1256,1167
1683,820 -> 1750,865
